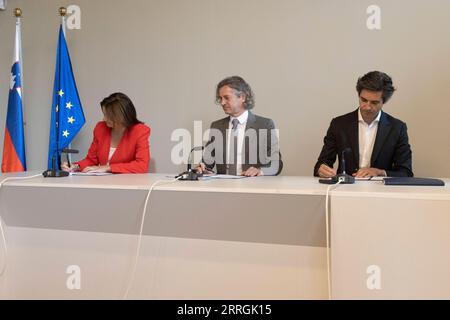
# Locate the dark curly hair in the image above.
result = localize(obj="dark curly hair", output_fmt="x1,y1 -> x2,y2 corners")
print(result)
216,76 -> 255,110
356,71 -> 396,103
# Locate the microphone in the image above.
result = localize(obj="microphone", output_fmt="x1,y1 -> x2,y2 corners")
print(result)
340,147 -> 351,175
335,147 -> 355,184
62,148 -> 79,154
176,146 -> 204,181
62,148 -> 79,167
42,148 -> 80,178
43,149 -> 70,178
187,146 -> 203,172
334,134 -> 355,184
319,147 -> 355,184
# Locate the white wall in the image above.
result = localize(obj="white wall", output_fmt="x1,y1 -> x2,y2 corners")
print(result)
1,0 -> 449,177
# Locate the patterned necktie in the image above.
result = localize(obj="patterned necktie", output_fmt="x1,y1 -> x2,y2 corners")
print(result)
228,119 -> 240,175
231,118 -> 239,131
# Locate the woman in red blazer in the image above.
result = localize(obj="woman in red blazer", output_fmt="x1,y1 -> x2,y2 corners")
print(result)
62,92 -> 150,174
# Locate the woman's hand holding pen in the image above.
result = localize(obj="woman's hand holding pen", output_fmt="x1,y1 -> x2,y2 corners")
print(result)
61,162 -> 80,172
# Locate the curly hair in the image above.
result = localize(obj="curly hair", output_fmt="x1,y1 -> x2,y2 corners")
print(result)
356,71 -> 396,103
216,76 -> 255,110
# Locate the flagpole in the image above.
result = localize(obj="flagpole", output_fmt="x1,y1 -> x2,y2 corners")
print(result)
58,7 -> 67,164
45,5 -> 85,173
13,8 -> 25,127
59,7 -> 71,164
2,7 -> 27,172
59,7 -> 66,37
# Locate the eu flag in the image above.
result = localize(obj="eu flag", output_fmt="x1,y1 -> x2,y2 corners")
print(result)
47,26 -> 85,169
2,19 -> 26,173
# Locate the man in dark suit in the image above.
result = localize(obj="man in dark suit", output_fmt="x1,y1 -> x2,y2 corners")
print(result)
314,71 -> 413,178
197,76 -> 282,176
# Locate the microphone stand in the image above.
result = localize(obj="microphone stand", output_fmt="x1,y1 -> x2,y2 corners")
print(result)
42,148 -> 79,178
319,148 -> 355,184
176,146 -> 204,181
334,148 -> 355,184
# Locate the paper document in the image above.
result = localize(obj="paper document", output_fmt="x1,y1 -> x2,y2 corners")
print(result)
200,174 -> 246,180
70,172 -> 113,176
355,176 -> 385,181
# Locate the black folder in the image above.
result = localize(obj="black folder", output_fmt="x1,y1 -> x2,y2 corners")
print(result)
383,177 -> 445,186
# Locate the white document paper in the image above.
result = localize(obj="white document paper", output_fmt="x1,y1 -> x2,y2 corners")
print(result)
70,172 -> 113,176
355,176 -> 385,181
200,174 -> 246,180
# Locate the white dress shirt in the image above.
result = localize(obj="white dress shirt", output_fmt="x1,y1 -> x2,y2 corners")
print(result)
358,109 -> 381,169
107,147 -> 116,165
227,110 -> 248,175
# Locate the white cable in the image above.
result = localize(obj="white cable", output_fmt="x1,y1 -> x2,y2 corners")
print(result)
325,180 -> 342,300
0,216 -> 7,277
0,173 -> 43,277
123,176 -> 182,299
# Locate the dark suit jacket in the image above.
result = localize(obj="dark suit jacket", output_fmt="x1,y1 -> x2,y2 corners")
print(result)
76,121 -> 150,173
203,111 -> 283,175
314,109 -> 413,177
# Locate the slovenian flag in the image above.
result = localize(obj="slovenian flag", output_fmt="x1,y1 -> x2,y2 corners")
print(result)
2,18 -> 26,173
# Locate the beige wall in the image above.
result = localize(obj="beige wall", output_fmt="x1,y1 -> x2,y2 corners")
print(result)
1,0 -> 449,177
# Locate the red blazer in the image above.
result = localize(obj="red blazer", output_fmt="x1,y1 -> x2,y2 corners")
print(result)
76,121 -> 150,173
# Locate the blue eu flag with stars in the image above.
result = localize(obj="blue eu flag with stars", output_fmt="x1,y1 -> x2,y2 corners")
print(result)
47,26 -> 85,169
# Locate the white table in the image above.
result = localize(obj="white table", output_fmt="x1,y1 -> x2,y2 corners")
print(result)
0,172 -> 449,299
0,173 -> 329,299
330,179 -> 450,299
